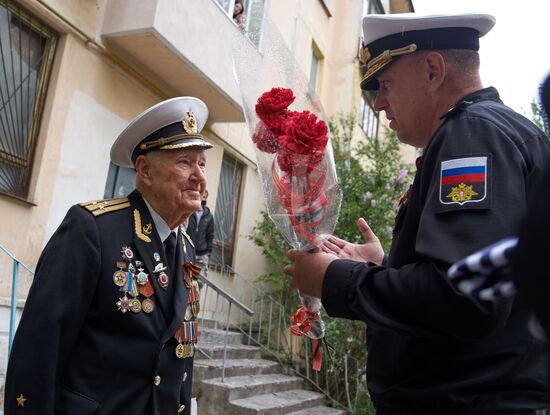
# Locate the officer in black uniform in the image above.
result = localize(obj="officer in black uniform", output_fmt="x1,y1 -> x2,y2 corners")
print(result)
511,73 -> 550,336
4,97 -> 211,415
285,13 -> 550,414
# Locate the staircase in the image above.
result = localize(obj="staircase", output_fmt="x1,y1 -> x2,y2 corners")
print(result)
193,323 -> 345,415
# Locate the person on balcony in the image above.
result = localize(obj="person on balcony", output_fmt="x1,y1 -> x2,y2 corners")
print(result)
4,97 -> 211,415
233,0 -> 247,32
284,12 -> 550,414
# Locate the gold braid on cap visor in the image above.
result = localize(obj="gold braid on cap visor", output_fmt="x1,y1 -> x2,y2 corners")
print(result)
361,43 -> 418,84
139,133 -> 205,151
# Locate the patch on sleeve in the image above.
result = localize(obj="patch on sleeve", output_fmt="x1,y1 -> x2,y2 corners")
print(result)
436,155 -> 491,213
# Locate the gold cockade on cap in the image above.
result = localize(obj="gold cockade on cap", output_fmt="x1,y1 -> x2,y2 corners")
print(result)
139,108 -> 206,151
182,110 -> 198,134
359,44 -> 371,64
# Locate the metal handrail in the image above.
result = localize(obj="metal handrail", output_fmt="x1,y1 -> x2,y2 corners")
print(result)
0,243 -> 34,356
197,273 -> 253,316
198,264 -> 364,413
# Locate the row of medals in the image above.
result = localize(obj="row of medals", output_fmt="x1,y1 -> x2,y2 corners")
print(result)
176,266 -> 201,359
113,245 -> 201,358
113,246 -> 162,314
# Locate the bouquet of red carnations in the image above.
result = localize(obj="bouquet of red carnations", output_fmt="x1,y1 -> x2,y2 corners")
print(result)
232,18 -> 341,371
253,87 -> 332,248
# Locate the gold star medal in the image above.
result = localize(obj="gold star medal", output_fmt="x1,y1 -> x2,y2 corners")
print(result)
16,393 -> 27,407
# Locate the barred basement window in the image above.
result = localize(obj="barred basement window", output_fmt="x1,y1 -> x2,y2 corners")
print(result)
0,0 -> 57,200
359,91 -> 379,140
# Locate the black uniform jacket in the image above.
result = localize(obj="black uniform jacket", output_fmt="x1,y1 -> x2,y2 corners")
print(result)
187,207 -> 214,256
322,88 -> 550,413
513,163 -> 550,335
5,190 -> 196,415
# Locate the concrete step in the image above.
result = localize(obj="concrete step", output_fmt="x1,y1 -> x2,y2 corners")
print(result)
193,358 -> 280,380
288,406 -> 346,415
200,327 -> 244,346
227,389 -> 325,415
197,318 -> 243,331
202,373 -> 302,401
196,342 -> 261,360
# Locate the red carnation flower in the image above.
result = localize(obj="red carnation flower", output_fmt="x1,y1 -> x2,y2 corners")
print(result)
256,88 -> 295,121
252,122 -> 281,153
279,111 -> 328,155
261,110 -> 298,137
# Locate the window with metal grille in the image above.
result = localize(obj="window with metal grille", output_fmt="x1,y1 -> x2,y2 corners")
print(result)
211,153 -> 243,268
0,0 -> 57,200
359,91 -> 379,140
362,0 -> 385,16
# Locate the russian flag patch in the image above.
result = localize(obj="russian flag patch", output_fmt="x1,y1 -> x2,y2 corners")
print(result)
438,155 -> 491,212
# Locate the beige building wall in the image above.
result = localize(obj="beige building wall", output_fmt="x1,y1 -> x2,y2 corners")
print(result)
0,0 -> 161,296
0,0 -> 413,305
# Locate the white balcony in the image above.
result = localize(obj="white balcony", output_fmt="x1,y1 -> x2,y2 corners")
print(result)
101,0 -> 246,122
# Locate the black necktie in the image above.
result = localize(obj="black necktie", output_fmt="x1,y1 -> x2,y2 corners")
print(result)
164,232 -> 177,274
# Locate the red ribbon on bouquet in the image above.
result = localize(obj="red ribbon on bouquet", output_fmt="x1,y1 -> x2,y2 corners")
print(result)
291,307 -> 323,371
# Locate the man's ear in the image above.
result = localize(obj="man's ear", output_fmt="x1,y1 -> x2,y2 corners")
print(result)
424,51 -> 446,91
134,155 -> 153,186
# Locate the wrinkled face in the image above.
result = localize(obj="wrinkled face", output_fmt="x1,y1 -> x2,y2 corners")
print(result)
145,148 -> 207,218
373,54 -> 432,148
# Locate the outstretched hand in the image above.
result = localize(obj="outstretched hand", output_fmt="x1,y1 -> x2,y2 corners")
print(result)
321,218 -> 384,265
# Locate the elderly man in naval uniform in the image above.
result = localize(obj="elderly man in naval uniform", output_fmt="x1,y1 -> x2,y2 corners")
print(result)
5,96 -> 211,415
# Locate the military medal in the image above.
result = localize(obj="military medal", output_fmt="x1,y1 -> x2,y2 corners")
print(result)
136,268 -> 149,285
142,298 -> 155,313
116,295 -> 131,313
136,270 -> 155,314
130,298 -> 142,313
174,325 -> 187,359
113,268 -> 127,287
153,252 -> 161,262
157,273 -> 169,289
184,305 -> 192,321
125,272 -> 141,313
126,272 -> 139,297
138,276 -> 155,297
121,246 -> 134,262
182,342 -> 193,358
175,343 -> 185,359
153,263 -> 169,289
